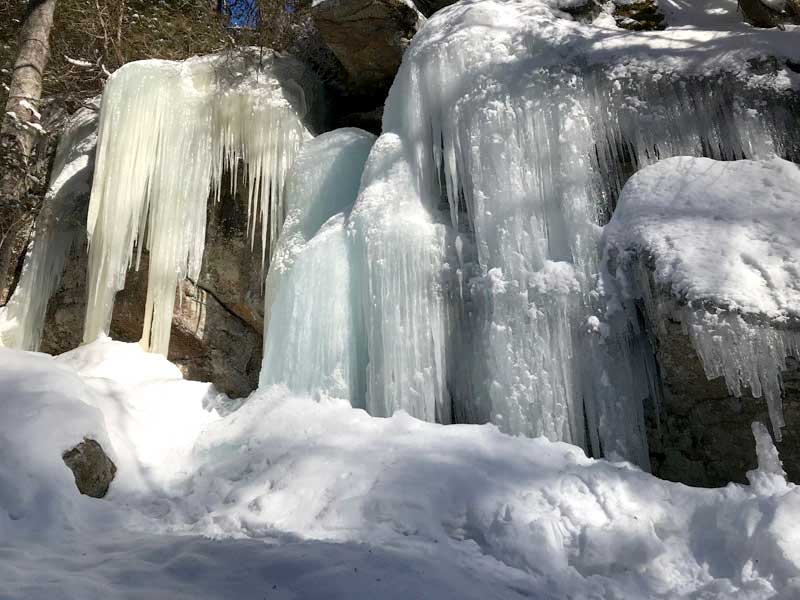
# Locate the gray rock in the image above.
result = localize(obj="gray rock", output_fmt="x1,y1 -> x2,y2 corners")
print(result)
629,265 -> 800,487
62,438 -> 117,498
612,0 -> 665,31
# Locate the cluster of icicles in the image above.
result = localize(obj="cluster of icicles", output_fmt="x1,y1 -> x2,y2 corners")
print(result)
3,22 -> 799,467
85,52 -> 312,355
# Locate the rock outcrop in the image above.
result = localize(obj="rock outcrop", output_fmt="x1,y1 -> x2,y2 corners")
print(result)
312,0 -> 422,102
641,293 -> 800,487
62,438 -> 117,498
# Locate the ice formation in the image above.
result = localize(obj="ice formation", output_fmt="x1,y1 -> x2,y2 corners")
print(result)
260,129 -> 375,401
604,157 -> 800,441
341,0 -> 799,463
0,103 -> 99,351
84,50 -> 319,355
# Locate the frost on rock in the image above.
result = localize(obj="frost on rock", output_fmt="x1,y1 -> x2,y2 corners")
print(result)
260,128 -> 376,401
84,50 -> 321,355
0,102 -> 99,351
604,157 -> 800,442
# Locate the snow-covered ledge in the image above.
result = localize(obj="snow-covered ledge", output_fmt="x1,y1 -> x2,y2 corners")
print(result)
603,156 -> 800,486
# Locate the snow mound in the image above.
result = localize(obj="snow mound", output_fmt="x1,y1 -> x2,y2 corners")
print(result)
2,341 -> 800,597
604,157 -> 800,319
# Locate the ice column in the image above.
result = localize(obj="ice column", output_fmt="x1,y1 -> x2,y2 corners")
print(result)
349,134 -> 455,423
260,129 -> 375,402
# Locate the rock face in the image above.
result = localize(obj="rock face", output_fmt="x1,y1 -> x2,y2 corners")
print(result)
643,297 -> 800,487
62,438 -> 117,498
312,0 -> 422,100
612,0 -> 665,31
40,191 -> 265,398
739,0 -> 800,29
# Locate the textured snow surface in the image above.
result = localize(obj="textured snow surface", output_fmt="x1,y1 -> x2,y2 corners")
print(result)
3,341 -> 800,599
605,157 -> 800,319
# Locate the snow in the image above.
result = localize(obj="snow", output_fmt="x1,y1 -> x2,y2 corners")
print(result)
603,157 -> 800,440
3,341 -> 800,598
83,50 -> 319,356
604,157 -> 800,319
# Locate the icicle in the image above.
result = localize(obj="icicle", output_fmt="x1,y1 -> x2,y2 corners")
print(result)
260,128 -> 375,402
84,51 -> 315,355
0,102 -> 99,351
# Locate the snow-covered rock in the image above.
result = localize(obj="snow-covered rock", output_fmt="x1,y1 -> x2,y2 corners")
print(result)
603,157 -> 800,485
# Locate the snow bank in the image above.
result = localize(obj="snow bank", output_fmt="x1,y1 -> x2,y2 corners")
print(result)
3,341 -> 800,597
0,348 -> 116,537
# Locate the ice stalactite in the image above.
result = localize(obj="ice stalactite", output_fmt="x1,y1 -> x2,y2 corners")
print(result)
0,103 -> 99,351
84,51 -> 318,355
260,129 -> 375,401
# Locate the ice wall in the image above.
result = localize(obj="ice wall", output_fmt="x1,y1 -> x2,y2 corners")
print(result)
349,134 -> 456,423
0,103 -> 99,351
348,0 -> 800,464
260,129 -> 375,401
84,51 -> 318,355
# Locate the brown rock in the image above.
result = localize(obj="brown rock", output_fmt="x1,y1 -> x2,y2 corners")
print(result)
312,0 -> 422,99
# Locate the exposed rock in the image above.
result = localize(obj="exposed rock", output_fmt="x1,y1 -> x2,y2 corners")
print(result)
411,0 -> 457,17
739,0 -> 800,29
613,0 -> 665,31
62,438 -> 116,498
40,219 -> 264,399
35,115 -> 266,398
312,0 -> 423,100
633,275 -> 800,487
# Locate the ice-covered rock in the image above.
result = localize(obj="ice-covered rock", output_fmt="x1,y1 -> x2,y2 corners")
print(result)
604,157 -> 800,484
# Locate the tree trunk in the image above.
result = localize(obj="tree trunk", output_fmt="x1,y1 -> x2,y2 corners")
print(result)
0,0 -> 57,305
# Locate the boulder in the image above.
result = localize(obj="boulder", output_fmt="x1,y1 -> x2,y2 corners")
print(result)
640,288 -> 800,487
612,0 -> 665,31
312,0 -> 423,100
62,438 -> 117,498
739,0 -> 800,29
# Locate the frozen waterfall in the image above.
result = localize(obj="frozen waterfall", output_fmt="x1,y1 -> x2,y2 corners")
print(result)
0,103 -> 98,351
260,129 -> 375,401
83,51 -> 319,355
